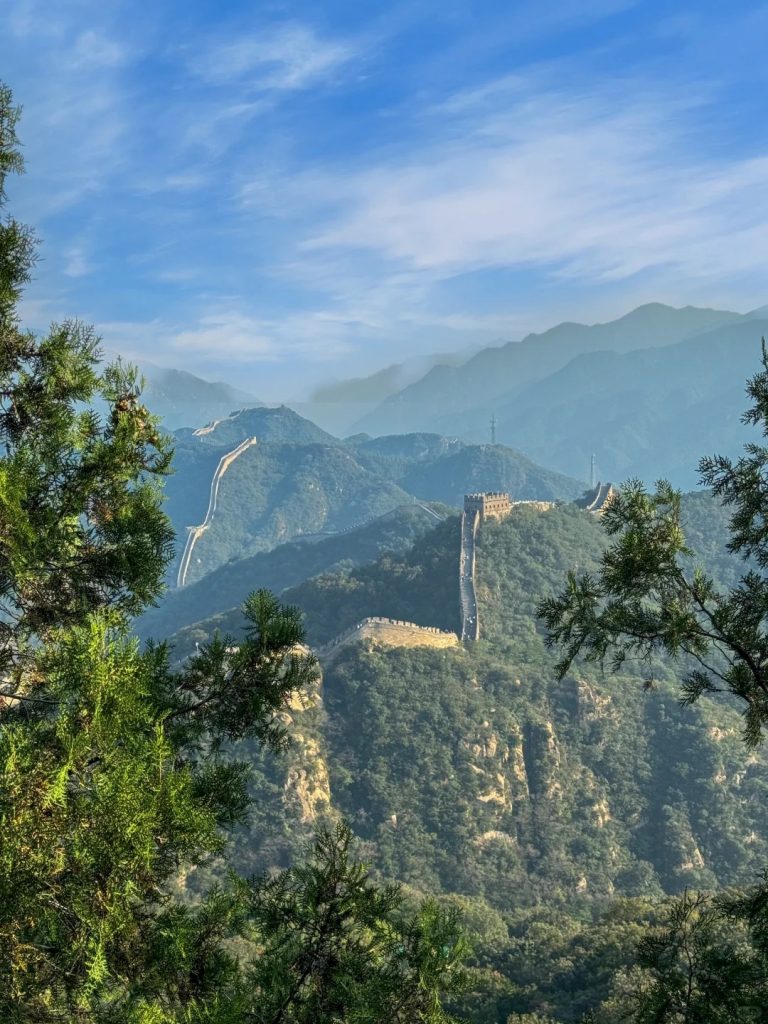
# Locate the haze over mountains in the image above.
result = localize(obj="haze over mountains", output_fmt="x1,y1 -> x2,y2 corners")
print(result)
348,303 -> 741,437
275,303 -> 762,487
134,301 -> 768,491
140,300 -> 768,593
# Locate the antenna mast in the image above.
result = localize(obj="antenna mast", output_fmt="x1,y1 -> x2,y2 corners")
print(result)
590,453 -> 597,489
490,413 -> 497,446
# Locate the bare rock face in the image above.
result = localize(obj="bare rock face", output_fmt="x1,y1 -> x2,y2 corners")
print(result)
275,671 -> 333,826
575,678 -> 614,723
463,718 -> 531,813
284,735 -> 332,824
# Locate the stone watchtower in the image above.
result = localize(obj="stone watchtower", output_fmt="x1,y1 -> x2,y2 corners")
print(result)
463,492 -> 513,523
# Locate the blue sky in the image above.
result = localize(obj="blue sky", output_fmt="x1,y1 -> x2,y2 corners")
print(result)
3,0 -> 768,398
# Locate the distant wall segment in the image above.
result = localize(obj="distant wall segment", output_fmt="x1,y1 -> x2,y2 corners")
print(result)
460,491 -> 556,643
316,617 -> 459,659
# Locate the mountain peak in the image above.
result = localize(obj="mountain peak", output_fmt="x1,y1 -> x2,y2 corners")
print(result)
175,404 -> 340,448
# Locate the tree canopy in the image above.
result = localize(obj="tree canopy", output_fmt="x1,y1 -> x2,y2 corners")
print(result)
539,342 -> 768,1021
0,83 -> 465,1023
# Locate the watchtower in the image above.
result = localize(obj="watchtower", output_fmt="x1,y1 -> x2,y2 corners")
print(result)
463,492 -> 513,522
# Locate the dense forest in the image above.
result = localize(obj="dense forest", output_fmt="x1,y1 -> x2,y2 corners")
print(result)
167,493 -> 768,1020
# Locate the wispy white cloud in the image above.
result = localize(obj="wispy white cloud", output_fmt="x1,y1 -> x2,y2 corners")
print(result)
179,100 -> 271,154
96,308 -> 355,370
69,29 -> 130,69
6,1 -> 768,395
297,78 -> 768,291
170,313 -> 278,359
193,23 -> 356,93
63,245 -> 93,278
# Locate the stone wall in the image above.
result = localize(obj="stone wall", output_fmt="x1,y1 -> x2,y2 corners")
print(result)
317,616 -> 459,657
464,491 -> 513,521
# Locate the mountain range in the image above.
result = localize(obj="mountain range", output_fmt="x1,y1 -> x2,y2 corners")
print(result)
135,361 -> 260,431
350,304 -> 742,438
282,303 -> 765,487
162,406 -> 583,586
168,491 -> 768,919
136,503 -> 449,642
119,302 -> 768,1022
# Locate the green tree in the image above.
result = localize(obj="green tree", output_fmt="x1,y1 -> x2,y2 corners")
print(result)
0,84 -> 466,1022
594,891 -> 765,1023
0,83 -> 174,683
539,343 -> 768,749
539,345 -> 768,1021
243,822 -> 467,1023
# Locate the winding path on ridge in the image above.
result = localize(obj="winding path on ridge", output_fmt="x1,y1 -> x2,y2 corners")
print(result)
176,437 -> 258,588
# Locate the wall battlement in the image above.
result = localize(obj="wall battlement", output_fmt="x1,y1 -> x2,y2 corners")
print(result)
317,617 -> 459,659
464,492 -> 513,522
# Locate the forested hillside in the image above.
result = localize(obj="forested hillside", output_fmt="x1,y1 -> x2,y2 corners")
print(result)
161,413 -> 583,585
175,495 -> 767,903
170,492 -> 768,1020
136,503 -> 449,641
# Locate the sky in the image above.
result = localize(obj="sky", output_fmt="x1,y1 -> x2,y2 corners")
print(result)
3,0 -> 768,399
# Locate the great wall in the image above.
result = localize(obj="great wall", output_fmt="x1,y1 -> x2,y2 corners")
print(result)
457,485 -> 614,644
460,506 -> 480,643
176,436 -> 258,588
313,484 -> 615,656
581,481 -> 615,512
179,425 -> 616,651
316,617 -> 459,660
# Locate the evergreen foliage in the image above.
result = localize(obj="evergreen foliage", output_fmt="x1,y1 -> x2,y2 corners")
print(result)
243,822 -> 468,1024
0,83 -> 465,1023
540,342 -> 768,1021
539,342 -> 768,746
0,84 -> 174,678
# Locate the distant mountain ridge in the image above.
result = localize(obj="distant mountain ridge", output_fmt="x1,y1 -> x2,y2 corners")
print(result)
353,303 -> 741,437
161,405 -> 583,586
338,303 -> 768,486
478,316 -> 768,486
141,364 -> 260,431
173,404 -> 339,448
292,345 -> 480,436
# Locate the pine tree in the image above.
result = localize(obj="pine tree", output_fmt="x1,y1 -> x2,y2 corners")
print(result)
0,83 -> 466,1022
539,343 -> 768,749
539,343 -> 768,1022
0,83 -> 174,684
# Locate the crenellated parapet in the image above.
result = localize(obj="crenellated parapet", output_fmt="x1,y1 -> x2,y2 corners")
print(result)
464,491 -> 513,522
316,617 -> 459,659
